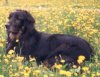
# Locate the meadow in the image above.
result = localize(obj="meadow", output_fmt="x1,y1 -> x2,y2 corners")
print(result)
0,0 -> 100,77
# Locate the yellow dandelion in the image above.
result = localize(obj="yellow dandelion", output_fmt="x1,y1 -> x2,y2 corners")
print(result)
0,75 -> 4,77
4,59 -> 9,64
19,66 -> 23,70
78,55 -> 85,61
12,60 -> 17,62
24,73 -> 29,77
6,54 -> 11,58
74,73 -> 78,76
73,65 -> 77,68
82,74 -> 86,77
30,57 -> 36,62
77,59 -> 83,64
50,74 -> 54,77
54,63 -> 62,69
0,43 -> 3,47
60,59 -> 65,63
66,71 -> 72,77
24,67 -> 31,77
77,55 -> 85,64
43,74 -> 48,77
82,67 -> 89,71
91,73 -> 95,77
25,67 -> 31,73
16,56 -> 24,62
96,72 -> 100,76
59,70 -> 67,75
34,70 -> 41,75
8,49 -> 15,55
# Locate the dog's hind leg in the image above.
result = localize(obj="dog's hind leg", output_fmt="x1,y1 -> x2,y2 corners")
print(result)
47,43 -> 70,59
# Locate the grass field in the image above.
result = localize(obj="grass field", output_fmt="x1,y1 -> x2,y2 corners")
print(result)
0,0 -> 100,77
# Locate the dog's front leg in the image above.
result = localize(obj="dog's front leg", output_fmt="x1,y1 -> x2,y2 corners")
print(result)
5,40 -> 17,54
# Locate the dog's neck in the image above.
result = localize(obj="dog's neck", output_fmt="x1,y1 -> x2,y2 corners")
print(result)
20,28 -> 40,42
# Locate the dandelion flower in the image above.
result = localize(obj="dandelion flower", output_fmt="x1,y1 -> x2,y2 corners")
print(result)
96,72 -> 100,76
54,63 -> 62,69
0,75 -> 4,77
82,67 -> 89,71
50,74 -> 54,77
0,43 -> 3,47
78,55 -> 85,61
66,71 -> 72,77
59,70 -> 67,75
73,65 -> 77,68
77,59 -> 83,64
82,74 -> 86,77
34,70 -> 41,75
8,50 -> 15,55
60,59 -> 65,63
43,74 -> 48,77
77,55 -> 85,64
4,59 -> 9,64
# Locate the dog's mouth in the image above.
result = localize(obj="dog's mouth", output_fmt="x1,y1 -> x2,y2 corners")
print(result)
9,31 -> 22,41
11,31 -> 18,35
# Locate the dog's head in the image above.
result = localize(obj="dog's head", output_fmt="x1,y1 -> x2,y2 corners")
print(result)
5,10 -> 35,40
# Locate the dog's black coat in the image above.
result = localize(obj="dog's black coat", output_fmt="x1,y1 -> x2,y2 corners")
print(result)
5,10 -> 92,66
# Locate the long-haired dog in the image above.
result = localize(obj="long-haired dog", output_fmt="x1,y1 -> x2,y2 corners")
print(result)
5,10 -> 92,67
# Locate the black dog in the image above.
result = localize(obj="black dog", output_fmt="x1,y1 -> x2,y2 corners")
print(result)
5,10 -> 92,67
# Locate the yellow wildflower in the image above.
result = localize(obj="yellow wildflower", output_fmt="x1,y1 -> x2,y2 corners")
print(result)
77,55 -> 85,64
8,49 -> 15,55
30,57 -> 36,62
82,74 -> 86,77
77,59 -> 83,64
0,75 -> 4,77
43,74 -> 48,77
91,73 -> 95,77
74,73 -> 78,76
24,67 -> 31,77
78,55 -> 85,61
59,70 -> 67,75
16,56 -> 24,62
0,43 -> 3,47
12,60 -> 17,62
34,70 -> 41,75
54,63 -> 62,69
66,71 -> 72,77
25,67 -> 31,73
19,66 -> 23,70
50,74 -> 54,77
4,59 -> 9,64
24,73 -> 29,77
96,72 -> 100,76
7,54 -> 11,58
60,59 -> 65,63
82,67 -> 89,71
73,65 -> 77,68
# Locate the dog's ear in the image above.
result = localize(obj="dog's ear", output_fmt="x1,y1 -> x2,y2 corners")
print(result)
23,10 -> 35,24
8,12 -> 13,19
23,10 -> 35,32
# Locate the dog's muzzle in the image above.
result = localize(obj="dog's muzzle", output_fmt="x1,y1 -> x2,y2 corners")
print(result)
9,31 -> 22,40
